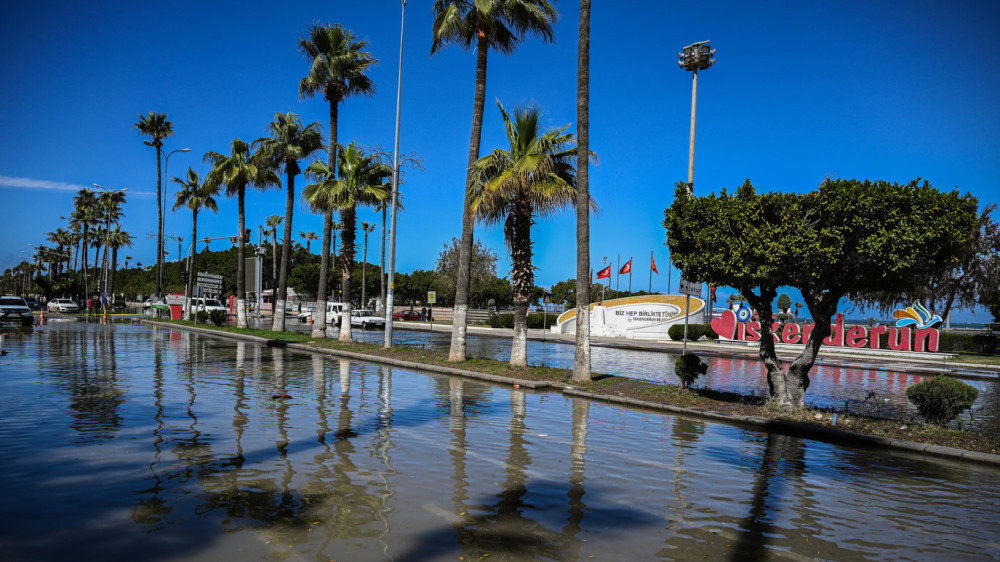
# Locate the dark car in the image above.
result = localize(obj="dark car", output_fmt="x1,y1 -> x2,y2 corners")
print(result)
23,297 -> 41,311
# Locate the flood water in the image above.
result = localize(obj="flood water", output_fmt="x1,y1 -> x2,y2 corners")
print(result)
2,322 -> 1000,561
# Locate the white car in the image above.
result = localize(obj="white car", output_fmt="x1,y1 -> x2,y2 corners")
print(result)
189,297 -> 227,314
298,302 -> 345,325
1,296 -> 35,326
350,309 -> 386,330
46,298 -> 80,313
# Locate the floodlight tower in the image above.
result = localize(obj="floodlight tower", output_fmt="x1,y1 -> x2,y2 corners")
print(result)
678,41 -> 715,192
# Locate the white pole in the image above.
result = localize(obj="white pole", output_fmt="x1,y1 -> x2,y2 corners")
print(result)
384,0 -> 406,348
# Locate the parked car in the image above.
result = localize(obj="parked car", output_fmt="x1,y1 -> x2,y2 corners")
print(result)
23,297 -> 41,311
393,310 -> 422,321
0,296 -> 35,326
298,301 -> 345,325
351,309 -> 386,330
188,297 -> 228,314
46,298 -> 80,313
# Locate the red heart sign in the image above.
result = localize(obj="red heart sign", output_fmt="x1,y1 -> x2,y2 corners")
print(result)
711,309 -> 737,339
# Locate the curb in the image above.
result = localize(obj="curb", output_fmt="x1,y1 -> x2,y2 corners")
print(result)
143,320 -> 1000,468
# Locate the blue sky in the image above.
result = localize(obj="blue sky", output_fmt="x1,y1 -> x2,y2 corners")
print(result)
2,1 -> 998,321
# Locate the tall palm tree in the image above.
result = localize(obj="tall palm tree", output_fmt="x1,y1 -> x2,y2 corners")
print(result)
431,0 -> 558,362
71,188 -> 99,307
255,111 -> 324,332
134,111 -> 175,299
299,22 -> 377,339
304,142 -> 390,342
96,189 -> 127,295
46,228 -> 72,276
300,231 -> 319,253
173,167 -> 220,320
204,138 -> 280,328
573,0 -> 592,382
105,226 -> 134,298
470,101 -> 594,366
265,215 -> 283,285
360,221 -> 375,309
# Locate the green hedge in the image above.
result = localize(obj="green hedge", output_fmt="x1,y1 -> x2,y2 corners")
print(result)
906,376 -> 979,425
667,323 -> 718,341
487,312 -> 559,330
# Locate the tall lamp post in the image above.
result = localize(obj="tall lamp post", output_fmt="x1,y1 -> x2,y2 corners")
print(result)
678,41 -> 715,192
159,147 -> 190,297
384,0 -> 406,348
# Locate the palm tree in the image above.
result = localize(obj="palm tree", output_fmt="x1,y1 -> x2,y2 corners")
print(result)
255,111 -> 324,332
173,167 -> 220,320
204,138 -> 280,328
431,0 -> 558,362
300,231 -> 318,253
573,0 -> 593,383
360,221 -> 375,309
134,111 -> 175,299
71,188 -> 99,308
46,228 -> 72,276
304,142 -> 390,342
470,101 -> 594,366
265,215 -> 283,285
96,188 -> 127,295
105,226 -> 134,298
299,22 -> 377,339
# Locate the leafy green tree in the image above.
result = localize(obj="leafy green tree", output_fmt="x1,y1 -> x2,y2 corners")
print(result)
172,167 -> 220,319
299,22 -> 377,339
434,237 -> 499,307
470,101 -> 590,366
255,111 -> 324,331
431,0 -> 558,362
134,111 -> 175,298
665,178 -> 978,407
551,278 -> 576,308
777,293 -> 791,312
204,139 -> 280,327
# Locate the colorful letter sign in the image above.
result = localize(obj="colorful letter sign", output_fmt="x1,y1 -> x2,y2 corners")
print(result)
711,309 -> 940,352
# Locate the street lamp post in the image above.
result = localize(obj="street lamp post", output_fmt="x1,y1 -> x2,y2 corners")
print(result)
678,41 -> 715,192
159,148 -> 190,298
384,0 -> 406,348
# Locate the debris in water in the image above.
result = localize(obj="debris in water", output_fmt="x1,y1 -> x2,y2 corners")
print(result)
272,394 -> 292,400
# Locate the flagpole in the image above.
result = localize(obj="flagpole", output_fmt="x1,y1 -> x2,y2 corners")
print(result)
616,254 -> 620,293
649,250 -> 653,293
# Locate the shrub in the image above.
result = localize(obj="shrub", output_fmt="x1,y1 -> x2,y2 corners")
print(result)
487,312 -> 558,330
668,323 -> 717,341
905,376 -> 979,425
194,311 -> 210,324
209,309 -> 228,326
674,353 -> 708,389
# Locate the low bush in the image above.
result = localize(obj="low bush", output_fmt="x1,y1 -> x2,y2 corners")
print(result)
668,323 -> 717,341
194,311 -> 210,324
487,312 -> 558,330
674,353 -> 708,389
209,309 -> 228,326
905,376 -> 979,425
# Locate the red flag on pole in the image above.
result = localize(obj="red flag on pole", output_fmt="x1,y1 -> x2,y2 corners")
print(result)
651,254 -> 658,274
619,258 -> 632,275
596,265 -> 612,279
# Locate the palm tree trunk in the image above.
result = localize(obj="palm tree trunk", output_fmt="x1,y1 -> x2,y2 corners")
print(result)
155,147 -> 164,299
449,34 -> 490,362
185,210 -> 198,320
339,208 -> 356,342
273,171 -> 295,332
573,0 -> 593,383
380,205 -> 387,310
509,201 -> 533,367
271,230 -> 278,286
236,189 -> 248,328
110,247 -> 118,299
313,207 -> 333,338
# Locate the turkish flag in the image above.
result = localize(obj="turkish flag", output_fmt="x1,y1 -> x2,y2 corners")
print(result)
619,258 -> 632,275
596,265 -> 612,279
651,255 -> 658,274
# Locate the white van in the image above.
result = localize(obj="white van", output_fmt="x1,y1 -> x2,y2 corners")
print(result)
188,297 -> 228,314
298,301 -> 345,325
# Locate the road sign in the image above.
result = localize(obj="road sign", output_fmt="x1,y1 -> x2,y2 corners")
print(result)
679,278 -> 702,297
427,291 -> 436,304
197,272 -> 223,281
